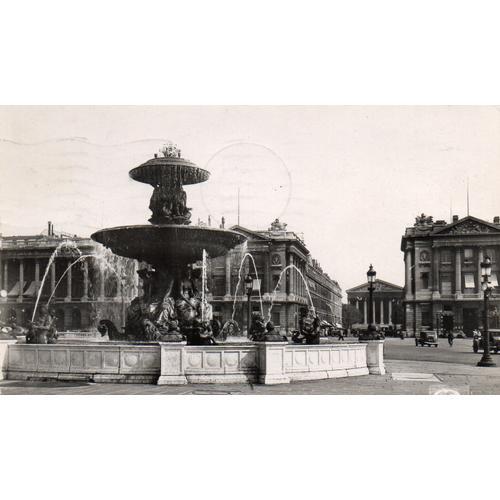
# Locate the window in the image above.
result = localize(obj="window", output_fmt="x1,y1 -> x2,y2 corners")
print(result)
490,273 -> 499,288
441,280 -> 452,295
272,311 -> 281,325
421,272 -> 429,289
464,248 -> 473,263
212,277 -> 225,296
421,304 -> 431,327
464,273 -> 475,289
440,250 -> 452,264
488,249 -> 496,263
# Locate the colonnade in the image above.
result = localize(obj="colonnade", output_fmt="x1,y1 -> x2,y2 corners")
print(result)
0,257 -> 138,302
354,297 -> 394,326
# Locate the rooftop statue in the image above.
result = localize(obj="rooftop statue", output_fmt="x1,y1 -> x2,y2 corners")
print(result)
414,213 -> 434,226
269,218 -> 287,231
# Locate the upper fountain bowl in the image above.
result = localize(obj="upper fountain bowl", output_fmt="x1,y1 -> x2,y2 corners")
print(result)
129,156 -> 210,186
91,225 -> 246,265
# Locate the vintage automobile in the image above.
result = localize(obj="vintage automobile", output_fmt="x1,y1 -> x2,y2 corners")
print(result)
472,328 -> 500,354
415,330 -> 439,347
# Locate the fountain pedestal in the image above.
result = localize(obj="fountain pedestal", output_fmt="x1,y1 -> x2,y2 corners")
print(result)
358,339 -> 386,375
158,342 -> 188,385
0,339 -> 17,380
256,342 -> 290,385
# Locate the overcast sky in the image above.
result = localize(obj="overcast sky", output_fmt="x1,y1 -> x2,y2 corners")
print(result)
1,106 -> 499,296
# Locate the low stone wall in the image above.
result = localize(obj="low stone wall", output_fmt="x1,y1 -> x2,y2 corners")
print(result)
285,343 -> 369,381
6,343 -> 161,383
158,341 -> 376,385
4,340 -> 384,385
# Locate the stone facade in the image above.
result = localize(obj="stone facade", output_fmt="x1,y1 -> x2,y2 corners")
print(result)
0,219 -> 341,336
207,219 -> 342,333
0,222 -> 137,332
401,214 -> 500,336
346,279 -> 404,329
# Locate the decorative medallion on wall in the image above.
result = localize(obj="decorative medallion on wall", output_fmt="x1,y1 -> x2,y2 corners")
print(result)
271,254 -> 281,266
420,250 -> 430,262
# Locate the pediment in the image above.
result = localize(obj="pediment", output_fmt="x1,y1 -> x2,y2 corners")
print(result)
229,225 -> 270,241
434,216 -> 500,235
346,279 -> 403,294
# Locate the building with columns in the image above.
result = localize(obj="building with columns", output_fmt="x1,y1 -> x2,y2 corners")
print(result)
346,279 -> 404,330
0,222 -> 137,331
0,219 -> 341,334
206,219 -> 342,332
401,214 -> 500,336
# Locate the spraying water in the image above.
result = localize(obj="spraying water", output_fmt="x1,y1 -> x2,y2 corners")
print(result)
231,252 -> 264,321
46,254 -> 123,306
266,264 -> 316,323
201,249 -> 207,321
32,240 -> 81,321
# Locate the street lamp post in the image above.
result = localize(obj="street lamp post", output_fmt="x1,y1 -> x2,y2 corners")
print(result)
478,255 -> 496,367
360,264 -> 381,340
367,264 -> 376,333
244,274 -> 253,337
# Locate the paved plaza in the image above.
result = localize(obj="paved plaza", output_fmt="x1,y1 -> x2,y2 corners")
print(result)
2,337 -> 500,395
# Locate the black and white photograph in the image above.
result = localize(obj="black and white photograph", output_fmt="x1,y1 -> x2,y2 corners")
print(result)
2,106 -> 500,395
1,3 -> 499,500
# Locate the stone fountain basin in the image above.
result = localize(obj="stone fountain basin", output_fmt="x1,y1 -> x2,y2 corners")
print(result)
91,225 -> 246,263
2,341 -> 373,385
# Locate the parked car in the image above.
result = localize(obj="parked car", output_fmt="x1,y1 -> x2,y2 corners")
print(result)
415,330 -> 438,347
473,329 -> 500,354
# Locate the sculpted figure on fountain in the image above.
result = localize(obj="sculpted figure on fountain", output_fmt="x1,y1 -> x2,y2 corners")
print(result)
149,174 -> 191,225
292,308 -> 321,344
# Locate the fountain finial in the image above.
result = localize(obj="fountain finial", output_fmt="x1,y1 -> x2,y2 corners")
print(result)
160,141 -> 181,158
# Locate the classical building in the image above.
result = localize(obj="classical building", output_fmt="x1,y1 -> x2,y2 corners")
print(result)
346,279 -> 404,330
401,213 -> 500,336
207,219 -> 342,332
0,219 -> 341,334
0,222 -> 137,331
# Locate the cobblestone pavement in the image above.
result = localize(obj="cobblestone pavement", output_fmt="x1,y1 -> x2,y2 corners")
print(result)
2,337 -> 500,394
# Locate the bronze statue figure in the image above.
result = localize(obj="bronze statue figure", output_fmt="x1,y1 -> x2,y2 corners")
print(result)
26,305 -> 57,344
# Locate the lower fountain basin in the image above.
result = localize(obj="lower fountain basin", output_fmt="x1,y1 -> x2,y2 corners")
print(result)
3,340 -> 373,385
91,224 -> 246,263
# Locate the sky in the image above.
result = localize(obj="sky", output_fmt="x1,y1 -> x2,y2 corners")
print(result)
1,105 -> 500,297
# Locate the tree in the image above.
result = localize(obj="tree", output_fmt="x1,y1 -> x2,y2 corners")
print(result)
342,303 -> 362,329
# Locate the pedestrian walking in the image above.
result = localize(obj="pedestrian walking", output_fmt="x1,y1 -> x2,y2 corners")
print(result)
447,330 -> 454,347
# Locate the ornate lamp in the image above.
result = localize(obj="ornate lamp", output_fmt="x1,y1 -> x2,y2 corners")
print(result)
478,255 -> 495,366
367,264 -> 376,284
360,264 -> 382,340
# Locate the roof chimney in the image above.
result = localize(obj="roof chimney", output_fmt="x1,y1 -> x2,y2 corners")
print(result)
48,221 -> 52,236
452,215 -> 459,223
494,216 -> 500,224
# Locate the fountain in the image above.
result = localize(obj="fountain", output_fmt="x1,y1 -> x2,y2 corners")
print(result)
1,142 -> 383,384
91,142 -> 246,345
